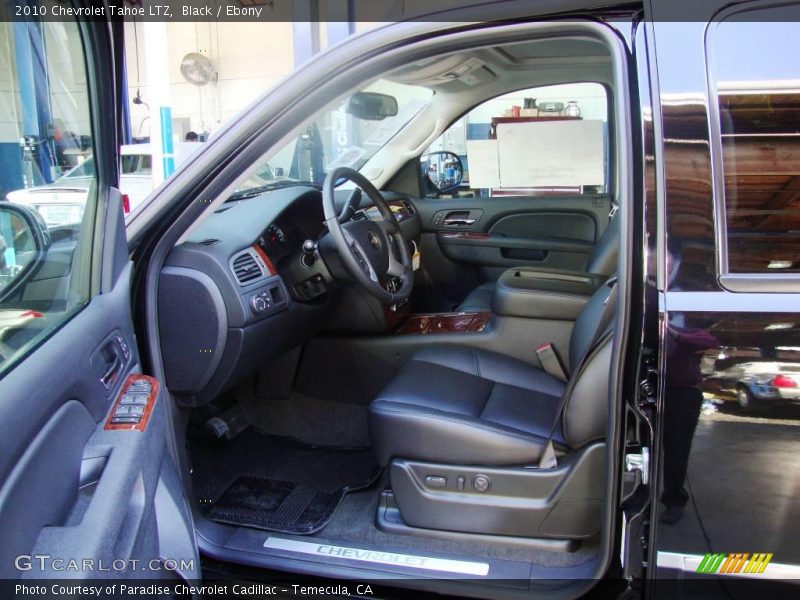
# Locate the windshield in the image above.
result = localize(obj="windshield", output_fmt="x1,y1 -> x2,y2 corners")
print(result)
233,80 -> 432,197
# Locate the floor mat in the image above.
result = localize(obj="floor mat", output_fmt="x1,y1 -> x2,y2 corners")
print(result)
190,429 -> 380,534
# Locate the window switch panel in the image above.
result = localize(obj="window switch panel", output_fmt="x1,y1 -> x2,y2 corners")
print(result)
120,394 -> 148,406
105,375 -> 159,431
111,416 -> 140,424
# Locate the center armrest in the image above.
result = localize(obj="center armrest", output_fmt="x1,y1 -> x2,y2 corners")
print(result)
491,267 -> 605,320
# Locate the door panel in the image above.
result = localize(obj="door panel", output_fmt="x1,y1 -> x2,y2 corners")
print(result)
491,210 -> 597,241
411,194 -> 610,307
0,10 -> 198,583
0,400 -> 95,577
1,263 -> 126,574
0,263 -> 198,580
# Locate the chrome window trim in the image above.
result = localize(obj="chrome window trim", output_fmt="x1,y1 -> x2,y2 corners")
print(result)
665,290 -> 800,313
644,20 -> 667,293
719,273 -> 800,294
704,1 -> 800,291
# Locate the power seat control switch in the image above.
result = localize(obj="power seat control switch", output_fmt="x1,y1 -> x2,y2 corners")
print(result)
425,476 -> 447,488
473,475 -> 491,493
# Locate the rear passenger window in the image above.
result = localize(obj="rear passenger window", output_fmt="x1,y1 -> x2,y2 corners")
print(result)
708,9 -> 800,274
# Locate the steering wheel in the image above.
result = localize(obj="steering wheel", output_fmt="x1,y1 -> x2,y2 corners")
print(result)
322,167 -> 413,304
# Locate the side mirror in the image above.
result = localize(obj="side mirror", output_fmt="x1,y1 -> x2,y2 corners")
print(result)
346,92 -> 399,121
420,151 -> 464,195
0,203 -> 51,298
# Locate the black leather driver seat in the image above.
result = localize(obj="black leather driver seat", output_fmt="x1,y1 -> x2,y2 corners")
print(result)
369,280 -> 616,467
370,346 -> 568,466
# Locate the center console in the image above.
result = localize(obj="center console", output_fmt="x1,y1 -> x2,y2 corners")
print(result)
389,267 -> 603,338
491,267 -> 605,320
385,267 -> 605,337
394,311 -> 492,335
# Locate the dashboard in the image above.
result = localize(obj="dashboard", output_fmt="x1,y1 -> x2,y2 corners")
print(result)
157,184 -> 421,406
256,199 -> 326,266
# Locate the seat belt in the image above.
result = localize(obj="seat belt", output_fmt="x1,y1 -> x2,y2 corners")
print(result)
536,343 -> 568,382
537,277 -> 618,469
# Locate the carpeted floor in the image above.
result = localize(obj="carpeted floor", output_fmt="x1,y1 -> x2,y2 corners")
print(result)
190,428 -> 380,534
239,391 -> 370,448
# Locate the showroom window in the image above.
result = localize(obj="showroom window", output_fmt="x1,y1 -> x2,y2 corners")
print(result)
424,83 -> 610,198
708,10 -> 800,275
121,153 -> 152,175
0,19 -> 98,377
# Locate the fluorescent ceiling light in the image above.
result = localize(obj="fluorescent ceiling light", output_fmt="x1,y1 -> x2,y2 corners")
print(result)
767,260 -> 794,269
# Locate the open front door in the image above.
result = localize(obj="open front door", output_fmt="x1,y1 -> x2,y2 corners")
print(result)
0,6 -> 199,585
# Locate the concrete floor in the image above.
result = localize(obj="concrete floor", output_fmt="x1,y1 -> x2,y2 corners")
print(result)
655,402 -> 800,564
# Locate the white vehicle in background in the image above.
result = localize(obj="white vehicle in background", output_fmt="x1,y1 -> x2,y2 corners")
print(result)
715,360 -> 800,408
5,142 -> 203,227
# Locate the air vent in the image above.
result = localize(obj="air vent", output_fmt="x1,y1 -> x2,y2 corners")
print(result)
402,200 -> 416,215
231,251 -> 264,285
199,238 -> 220,246
351,211 -> 367,221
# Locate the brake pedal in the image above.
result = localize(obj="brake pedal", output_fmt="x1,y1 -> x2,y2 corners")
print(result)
206,405 -> 249,441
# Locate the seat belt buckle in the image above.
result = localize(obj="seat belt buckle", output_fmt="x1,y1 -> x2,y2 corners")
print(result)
604,275 -> 618,305
538,441 -> 558,469
536,343 -> 568,382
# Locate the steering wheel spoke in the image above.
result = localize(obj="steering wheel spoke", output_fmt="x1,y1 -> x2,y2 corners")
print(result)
345,232 -> 379,282
386,247 -> 407,278
355,245 -> 379,282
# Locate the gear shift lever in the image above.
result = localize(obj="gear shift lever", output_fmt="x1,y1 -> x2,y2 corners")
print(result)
301,240 -> 317,268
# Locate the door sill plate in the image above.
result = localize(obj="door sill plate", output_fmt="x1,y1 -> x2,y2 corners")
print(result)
263,537 -> 490,576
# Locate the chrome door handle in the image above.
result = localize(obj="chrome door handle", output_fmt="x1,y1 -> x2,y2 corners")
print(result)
100,352 -> 123,389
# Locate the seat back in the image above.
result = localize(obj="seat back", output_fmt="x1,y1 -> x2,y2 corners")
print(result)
568,281 -> 614,371
584,213 -> 619,276
562,281 -> 616,448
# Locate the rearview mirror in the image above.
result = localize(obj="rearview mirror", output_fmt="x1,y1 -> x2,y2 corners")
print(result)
346,92 -> 399,121
0,203 -> 50,298
421,151 -> 464,195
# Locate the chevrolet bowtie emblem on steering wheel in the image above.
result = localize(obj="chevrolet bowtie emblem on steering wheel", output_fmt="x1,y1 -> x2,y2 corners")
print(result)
367,231 -> 381,250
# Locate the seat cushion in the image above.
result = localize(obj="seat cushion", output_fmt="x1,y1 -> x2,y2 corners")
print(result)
456,282 -> 494,312
369,346 -> 568,466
